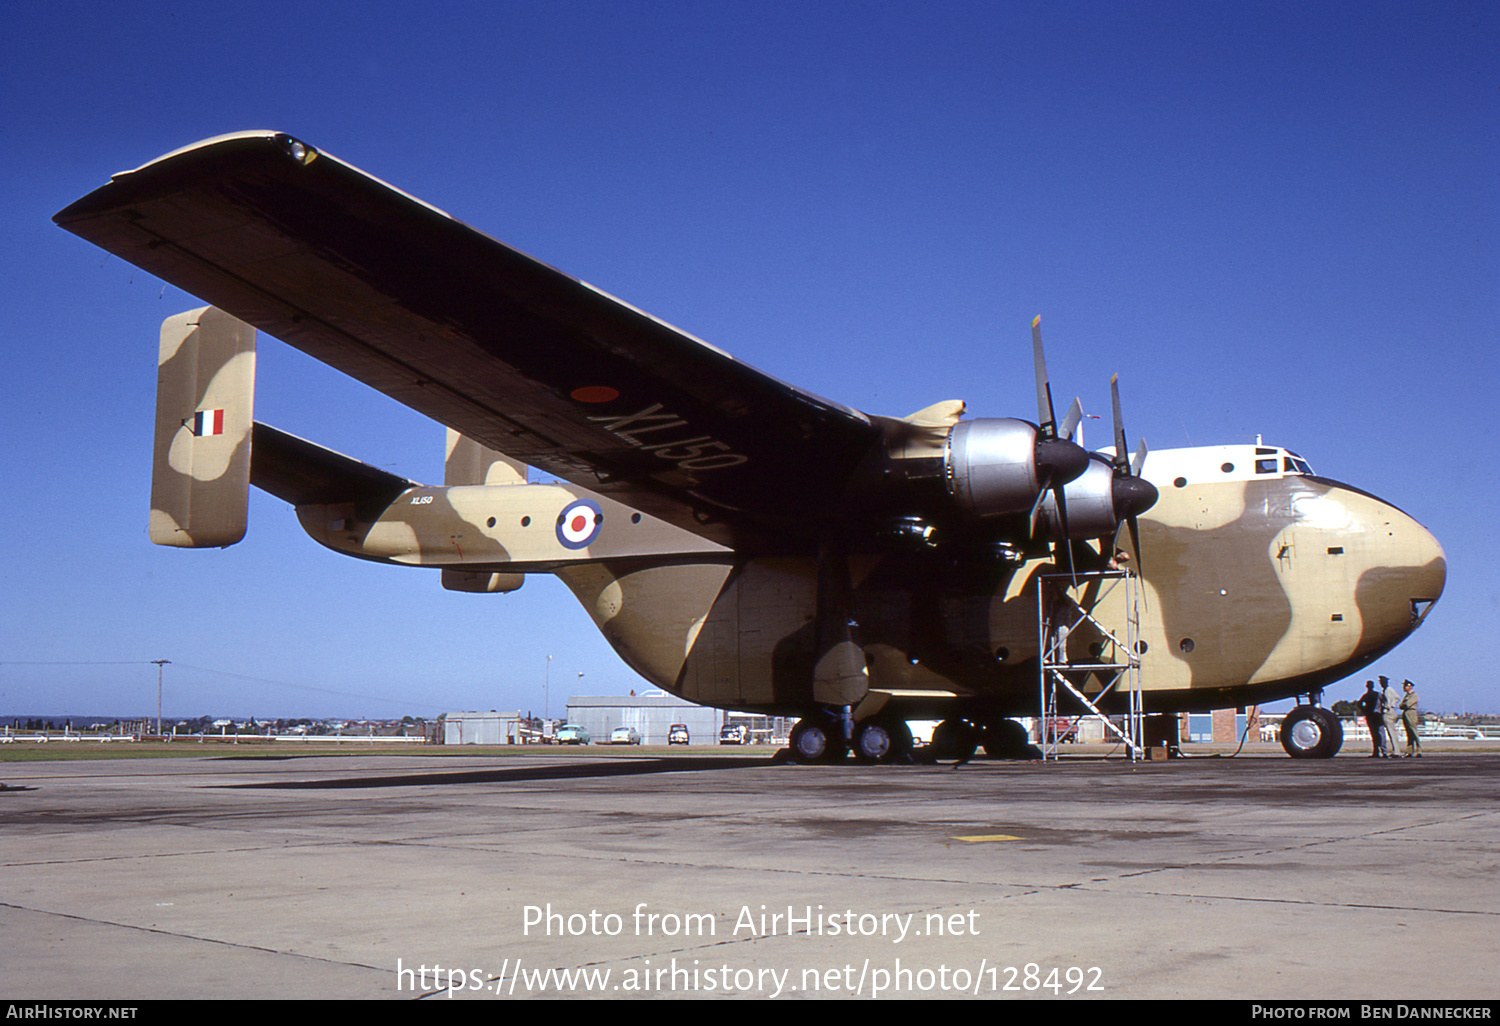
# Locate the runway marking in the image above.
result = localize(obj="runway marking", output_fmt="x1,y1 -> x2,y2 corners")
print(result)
950,834 -> 1022,842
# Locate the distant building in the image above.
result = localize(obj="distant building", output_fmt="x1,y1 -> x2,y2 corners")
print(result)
565,692 -> 720,745
439,711 -> 524,745
1181,708 -> 1257,743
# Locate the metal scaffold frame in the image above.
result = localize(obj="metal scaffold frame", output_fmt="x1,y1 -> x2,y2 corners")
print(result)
1037,569 -> 1144,760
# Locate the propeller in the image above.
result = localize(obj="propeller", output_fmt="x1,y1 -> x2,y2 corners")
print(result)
1105,373 -> 1158,572
1029,316 -> 1088,580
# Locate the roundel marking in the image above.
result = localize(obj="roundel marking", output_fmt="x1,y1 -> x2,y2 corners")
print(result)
570,385 -> 619,404
556,499 -> 603,549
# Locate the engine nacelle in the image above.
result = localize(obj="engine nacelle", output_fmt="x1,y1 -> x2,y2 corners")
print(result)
945,418 -> 1089,517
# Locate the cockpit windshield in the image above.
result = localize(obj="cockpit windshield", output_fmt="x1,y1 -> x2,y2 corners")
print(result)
1254,446 -> 1313,477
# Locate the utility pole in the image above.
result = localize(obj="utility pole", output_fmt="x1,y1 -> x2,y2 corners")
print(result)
150,660 -> 170,737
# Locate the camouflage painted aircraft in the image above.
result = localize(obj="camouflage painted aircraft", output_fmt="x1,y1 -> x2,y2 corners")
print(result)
54,132 -> 1445,762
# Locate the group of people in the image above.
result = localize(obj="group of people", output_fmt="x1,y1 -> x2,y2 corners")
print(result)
1357,676 -> 1421,757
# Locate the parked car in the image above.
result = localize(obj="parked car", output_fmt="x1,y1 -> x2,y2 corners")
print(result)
609,726 -> 642,745
668,724 -> 691,745
719,723 -> 748,745
555,724 -> 591,745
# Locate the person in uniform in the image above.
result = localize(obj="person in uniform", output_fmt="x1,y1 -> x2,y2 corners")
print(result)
1400,679 -> 1422,757
1357,681 -> 1386,757
1380,676 -> 1402,760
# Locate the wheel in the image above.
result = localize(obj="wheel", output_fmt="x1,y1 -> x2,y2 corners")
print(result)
853,722 -> 891,763
1280,705 -> 1343,759
982,718 -> 1029,759
789,718 -> 845,762
931,719 -> 977,762
853,718 -> 913,763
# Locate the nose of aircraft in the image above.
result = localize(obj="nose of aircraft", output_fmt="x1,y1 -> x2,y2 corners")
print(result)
1347,486 -> 1446,649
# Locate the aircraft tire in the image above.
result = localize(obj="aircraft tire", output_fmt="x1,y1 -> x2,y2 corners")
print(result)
931,719 -> 978,762
982,718 -> 1030,759
1279,705 -> 1343,759
853,722 -> 892,763
853,718 -> 913,764
790,718 -> 847,763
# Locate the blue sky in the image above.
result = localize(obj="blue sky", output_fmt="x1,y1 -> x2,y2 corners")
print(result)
3,1 -> 1496,720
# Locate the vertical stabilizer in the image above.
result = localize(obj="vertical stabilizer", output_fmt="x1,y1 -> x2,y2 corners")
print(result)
149,307 -> 255,547
444,427 -> 527,486
441,428 -> 526,593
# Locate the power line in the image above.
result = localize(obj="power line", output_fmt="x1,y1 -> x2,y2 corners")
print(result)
2,660 -> 448,712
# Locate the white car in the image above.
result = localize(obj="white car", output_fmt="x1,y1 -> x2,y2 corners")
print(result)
610,726 -> 642,745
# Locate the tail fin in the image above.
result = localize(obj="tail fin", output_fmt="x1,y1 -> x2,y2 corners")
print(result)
441,428 -> 526,594
149,307 -> 255,547
444,428 -> 527,487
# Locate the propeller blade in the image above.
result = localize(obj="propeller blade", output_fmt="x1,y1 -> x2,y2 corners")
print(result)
1060,397 -> 1084,442
1107,373 -> 1156,576
1110,373 -> 1129,471
1032,315 -> 1058,438
1053,479 -> 1077,585
1028,467 -> 1054,538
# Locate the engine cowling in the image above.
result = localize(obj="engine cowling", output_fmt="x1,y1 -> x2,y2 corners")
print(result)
945,418 -> 1089,517
1034,454 -> 1159,540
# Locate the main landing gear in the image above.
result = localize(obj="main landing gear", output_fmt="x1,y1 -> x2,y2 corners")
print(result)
787,710 -> 916,764
931,717 -> 1039,761
787,712 -> 1036,764
1279,704 -> 1343,759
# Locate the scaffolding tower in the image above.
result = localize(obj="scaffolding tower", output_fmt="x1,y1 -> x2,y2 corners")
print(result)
1037,569 -> 1144,760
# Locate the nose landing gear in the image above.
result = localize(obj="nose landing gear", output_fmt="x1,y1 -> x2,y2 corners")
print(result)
1279,704 -> 1343,759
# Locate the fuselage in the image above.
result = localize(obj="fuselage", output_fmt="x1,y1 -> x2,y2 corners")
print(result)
299,440 -> 1444,718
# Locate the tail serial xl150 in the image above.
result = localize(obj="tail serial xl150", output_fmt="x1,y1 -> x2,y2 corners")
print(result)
54,132 -> 1445,761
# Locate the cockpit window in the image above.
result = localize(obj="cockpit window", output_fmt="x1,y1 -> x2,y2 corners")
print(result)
1255,459 -> 1277,474
1284,456 -> 1312,474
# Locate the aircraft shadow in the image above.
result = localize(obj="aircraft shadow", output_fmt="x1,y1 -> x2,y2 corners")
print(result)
220,755 -> 774,790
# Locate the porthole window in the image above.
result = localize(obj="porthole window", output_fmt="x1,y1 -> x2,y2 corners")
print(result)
631,513 -> 642,524
1179,638 -> 1195,654
486,517 -> 496,528
1174,477 -> 1187,488
521,516 -> 531,527
1135,640 -> 1150,655
1221,462 -> 1235,473
994,647 -> 1009,662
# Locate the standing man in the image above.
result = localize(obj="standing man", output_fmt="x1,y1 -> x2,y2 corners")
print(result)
1380,676 -> 1402,761
1400,680 -> 1422,758
1358,681 -> 1386,757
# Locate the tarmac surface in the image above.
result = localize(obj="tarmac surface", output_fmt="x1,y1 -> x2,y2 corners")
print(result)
2,742 -> 1497,1001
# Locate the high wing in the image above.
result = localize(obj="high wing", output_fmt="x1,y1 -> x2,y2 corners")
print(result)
54,132 -> 882,550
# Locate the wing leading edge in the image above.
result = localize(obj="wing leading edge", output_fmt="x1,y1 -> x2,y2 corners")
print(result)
55,132 -> 882,549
